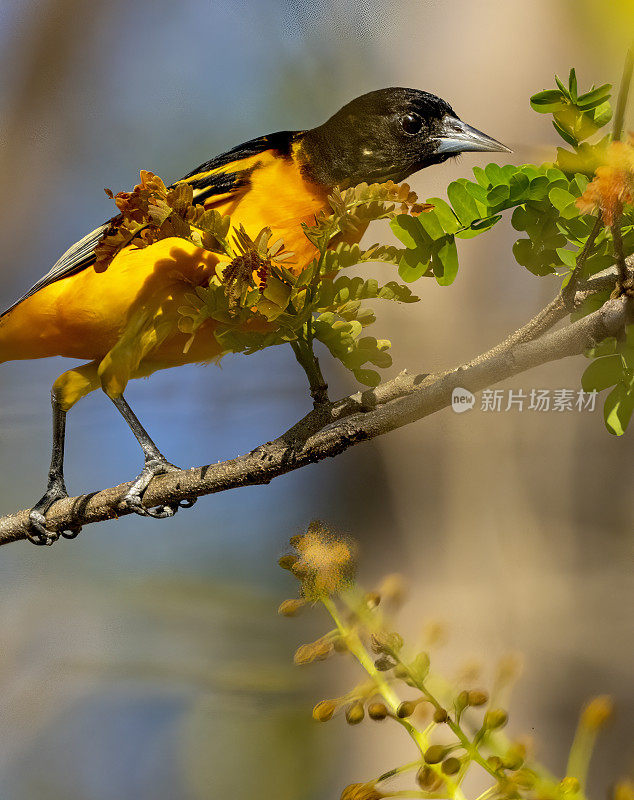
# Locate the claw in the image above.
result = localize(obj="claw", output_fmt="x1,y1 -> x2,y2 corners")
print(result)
27,483 -> 82,546
118,458 -> 196,519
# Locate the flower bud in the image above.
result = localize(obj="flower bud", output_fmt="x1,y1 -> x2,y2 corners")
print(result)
442,757 -> 461,775
365,592 -> 381,609
368,702 -> 388,720
393,663 -> 409,680
433,707 -> 448,723
580,695 -> 613,730
278,554 -> 298,571
370,631 -> 403,655
289,534 -> 306,549
467,689 -> 489,706
416,766 -> 443,791
374,656 -> 395,672
424,745 -> 448,764
560,777 -> 581,794
484,709 -> 508,729
312,700 -> 337,722
346,702 -> 365,725
502,744 -> 525,771
294,639 -> 333,665
340,782 -> 383,800
409,651 -> 430,683
277,598 -> 306,617
396,700 -> 416,718
378,573 -> 407,605
613,780 -> 634,800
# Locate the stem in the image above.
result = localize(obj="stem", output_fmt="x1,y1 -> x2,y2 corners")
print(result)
612,46 -> 634,143
290,336 -> 329,406
564,217 -> 603,298
610,218 -> 631,291
321,597 -> 467,800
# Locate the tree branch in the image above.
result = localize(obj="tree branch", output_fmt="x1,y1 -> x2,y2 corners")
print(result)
0,286 -> 631,547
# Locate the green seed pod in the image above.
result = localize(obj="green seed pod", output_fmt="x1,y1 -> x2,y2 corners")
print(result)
277,598 -> 306,617
345,702 -> 365,725
484,709 -> 509,729
442,757 -> 461,775
312,700 -> 337,722
416,766 -> 443,791
396,700 -> 416,718
433,707 -> 448,723
467,689 -> 489,706
368,702 -> 388,721
424,745 -> 447,764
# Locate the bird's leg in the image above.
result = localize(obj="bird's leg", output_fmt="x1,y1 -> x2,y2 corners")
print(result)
28,393 -> 82,545
111,395 -> 196,519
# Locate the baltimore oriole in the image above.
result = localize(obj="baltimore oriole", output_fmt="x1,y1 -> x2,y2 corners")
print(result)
0,87 -> 509,544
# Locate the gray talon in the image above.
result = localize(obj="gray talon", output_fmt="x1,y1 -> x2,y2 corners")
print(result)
118,458 -> 191,520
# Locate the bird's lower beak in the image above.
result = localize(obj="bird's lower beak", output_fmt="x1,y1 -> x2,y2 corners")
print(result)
434,116 -> 512,155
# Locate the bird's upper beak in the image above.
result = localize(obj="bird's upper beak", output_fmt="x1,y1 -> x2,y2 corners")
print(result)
434,116 -> 512,155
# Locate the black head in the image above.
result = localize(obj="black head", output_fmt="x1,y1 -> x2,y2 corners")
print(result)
300,87 -> 510,188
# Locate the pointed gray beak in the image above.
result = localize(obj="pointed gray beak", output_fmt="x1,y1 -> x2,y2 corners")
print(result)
434,116 -> 512,155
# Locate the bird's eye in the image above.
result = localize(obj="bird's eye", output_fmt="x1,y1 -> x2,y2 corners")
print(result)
400,113 -> 423,135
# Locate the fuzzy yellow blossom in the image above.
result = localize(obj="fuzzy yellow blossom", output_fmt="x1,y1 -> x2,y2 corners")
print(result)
286,522 -> 357,599
576,135 -> 634,225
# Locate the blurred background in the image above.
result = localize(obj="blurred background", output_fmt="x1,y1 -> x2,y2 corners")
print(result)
0,0 -> 632,797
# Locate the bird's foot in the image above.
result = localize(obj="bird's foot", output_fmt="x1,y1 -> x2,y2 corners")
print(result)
27,481 -> 82,546
118,457 -> 196,519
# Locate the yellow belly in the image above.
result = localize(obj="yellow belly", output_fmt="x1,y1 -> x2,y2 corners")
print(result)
0,153 -> 331,408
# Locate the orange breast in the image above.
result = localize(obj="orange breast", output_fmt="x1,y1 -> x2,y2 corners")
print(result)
206,146 -> 330,273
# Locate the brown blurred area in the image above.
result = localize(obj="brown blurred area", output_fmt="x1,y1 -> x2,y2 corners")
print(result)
0,1 -> 632,798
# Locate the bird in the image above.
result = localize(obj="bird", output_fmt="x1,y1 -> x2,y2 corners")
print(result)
0,87 -> 510,545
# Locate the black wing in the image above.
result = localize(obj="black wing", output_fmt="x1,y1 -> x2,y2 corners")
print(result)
0,130 -> 298,318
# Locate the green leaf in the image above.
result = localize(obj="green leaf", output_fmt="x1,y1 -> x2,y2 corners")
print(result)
568,68 -> 578,102
604,383 -> 634,435
555,74 -> 569,98
556,247 -> 577,268
398,246 -> 431,282
416,209 -> 446,239
446,181 -> 480,225
390,215 -> 425,249
432,237 -> 459,286
425,198 -> 461,233
552,119 -> 578,147
581,355 -> 623,392
576,83 -> 611,109
548,187 -> 576,211
530,89 -> 565,113
353,368 -> 381,387
591,101 -> 612,127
